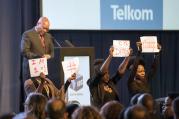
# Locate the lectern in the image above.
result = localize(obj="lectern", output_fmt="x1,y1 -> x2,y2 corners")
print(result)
48,47 -> 94,105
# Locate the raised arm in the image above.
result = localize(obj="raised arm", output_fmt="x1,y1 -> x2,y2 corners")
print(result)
128,42 -> 142,84
118,48 -> 133,76
147,43 -> 162,80
35,72 -> 49,93
24,73 -> 47,96
64,73 -> 76,92
100,46 -> 113,73
54,73 -> 76,100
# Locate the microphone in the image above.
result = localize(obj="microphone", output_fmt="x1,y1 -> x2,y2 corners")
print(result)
65,40 -> 75,47
52,36 -> 62,47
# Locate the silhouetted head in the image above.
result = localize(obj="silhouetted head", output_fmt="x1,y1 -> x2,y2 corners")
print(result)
172,97 -> 179,118
162,92 -> 179,118
137,93 -> 154,112
46,98 -> 66,119
124,105 -> 146,119
66,103 -> 79,119
130,93 -> 142,106
100,101 -> 124,119
72,106 -> 102,119
24,93 -> 47,119
0,112 -> 15,119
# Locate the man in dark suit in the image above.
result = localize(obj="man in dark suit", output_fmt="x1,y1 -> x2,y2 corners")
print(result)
21,17 -> 54,82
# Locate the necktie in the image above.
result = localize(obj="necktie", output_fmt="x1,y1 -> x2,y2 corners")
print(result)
40,35 -> 45,49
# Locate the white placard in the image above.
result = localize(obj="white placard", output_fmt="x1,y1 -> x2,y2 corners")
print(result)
64,56 -> 90,105
62,58 -> 79,78
113,40 -> 130,57
28,58 -> 48,77
140,36 -> 159,53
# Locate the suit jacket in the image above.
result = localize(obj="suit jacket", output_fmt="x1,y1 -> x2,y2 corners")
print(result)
24,77 -> 71,100
21,27 -> 54,81
21,27 -> 54,59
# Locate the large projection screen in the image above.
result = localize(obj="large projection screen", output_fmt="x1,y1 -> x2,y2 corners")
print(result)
41,0 -> 179,30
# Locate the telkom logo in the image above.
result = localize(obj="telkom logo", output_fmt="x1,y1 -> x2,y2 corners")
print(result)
111,5 -> 153,21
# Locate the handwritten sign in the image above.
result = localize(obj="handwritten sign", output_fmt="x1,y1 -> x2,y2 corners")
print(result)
140,36 -> 159,53
62,58 -> 79,78
113,40 -> 130,57
28,58 -> 48,77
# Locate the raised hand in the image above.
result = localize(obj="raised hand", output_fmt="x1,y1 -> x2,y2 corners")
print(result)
69,73 -> 77,80
157,43 -> 162,52
109,46 -> 114,57
136,42 -> 142,52
43,54 -> 51,59
129,48 -> 133,56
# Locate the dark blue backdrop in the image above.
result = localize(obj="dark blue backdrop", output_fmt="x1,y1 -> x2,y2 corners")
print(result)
0,0 -> 179,114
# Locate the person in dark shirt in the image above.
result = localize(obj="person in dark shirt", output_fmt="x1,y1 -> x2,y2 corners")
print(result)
127,42 -> 161,97
162,93 -> 179,119
172,97 -> 179,119
87,46 -> 132,109
137,93 -> 161,119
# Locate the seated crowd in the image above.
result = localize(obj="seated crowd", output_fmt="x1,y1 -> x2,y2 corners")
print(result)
0,92 -> 179,119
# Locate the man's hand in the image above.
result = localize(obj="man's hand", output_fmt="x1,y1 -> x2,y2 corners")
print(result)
43,54 -> 51,59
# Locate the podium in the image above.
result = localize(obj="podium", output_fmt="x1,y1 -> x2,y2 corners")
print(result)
48,47 -> 95,89
48,47 -> 94,105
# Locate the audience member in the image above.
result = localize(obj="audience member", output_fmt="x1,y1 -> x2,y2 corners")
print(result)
24,92 -> 47,119
0,112 -> 15,119
162,93 -> 179,119
137,93 -> 161,119
130,93 -> 141,106
124,105 -> 146,119
172,97 -> 179,119
65,103 -> 79,119
100,100 -> 124,119
24,72 -> 76,100
46,98 -> 66,119
72,106 -> 103,119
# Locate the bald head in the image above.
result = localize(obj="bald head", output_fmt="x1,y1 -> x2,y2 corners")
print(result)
46,98 -> 66,119
37,17 -> 49,24
36,17 -> 50,35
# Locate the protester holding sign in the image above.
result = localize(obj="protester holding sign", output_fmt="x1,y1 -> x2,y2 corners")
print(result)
87,46 -> 132,109
24,72 -> 76,100
127,41 -> 162,97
